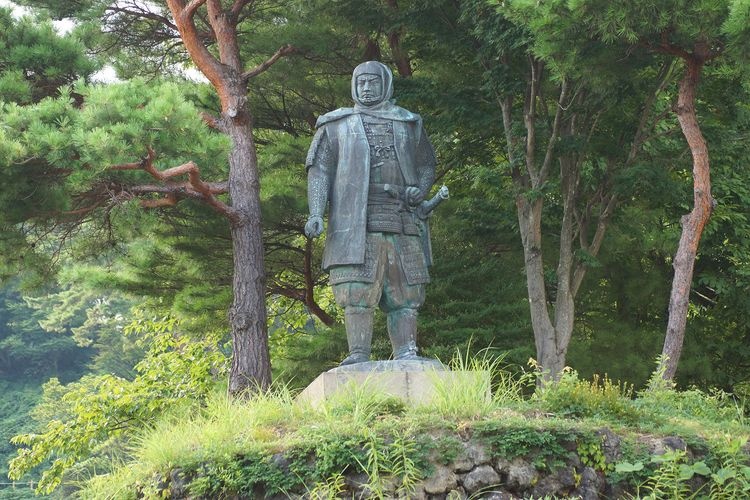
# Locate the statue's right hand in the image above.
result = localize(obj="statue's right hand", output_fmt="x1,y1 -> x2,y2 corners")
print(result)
305,215 -> 324,238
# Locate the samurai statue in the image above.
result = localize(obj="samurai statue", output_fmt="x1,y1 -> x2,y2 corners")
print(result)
305,60 -> 447,365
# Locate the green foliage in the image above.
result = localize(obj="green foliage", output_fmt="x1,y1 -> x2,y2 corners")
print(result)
535,368 -> 643,424
0,281 -> 91,380
641,449 -> 708,499
426,347 -> 534,419
8,315 -> 226,494
67,366 -> 750,498
614,438 -> 750,500
0,77 -> 231,282
0,7 -> 96,104
3,1 -> 750,496
185,451 -> 295,498
315,380 -> 408,425
627,357 -> 750,437
708,437 -> 750,499
430,436 -> 464,466
474,422 -> 574,470
307,472 -> 347,500
577,435 -> 613,473
0,380 -> 41,499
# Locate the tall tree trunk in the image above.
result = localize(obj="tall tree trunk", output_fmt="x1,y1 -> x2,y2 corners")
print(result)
660,56 -> 714,381
502,70 -> 574,382
551,155 -> 580,376
165,1 -> 277,396
226,98 -> 272,395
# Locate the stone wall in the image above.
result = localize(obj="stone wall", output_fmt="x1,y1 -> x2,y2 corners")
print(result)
162,426 -> 720,499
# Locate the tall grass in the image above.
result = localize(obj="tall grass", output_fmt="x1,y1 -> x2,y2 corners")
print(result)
131,384 -> 299,472
424,346 -> 532,419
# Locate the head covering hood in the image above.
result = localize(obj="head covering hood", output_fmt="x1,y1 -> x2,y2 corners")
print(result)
315,61 -> 420,127
351,60 -> 394,109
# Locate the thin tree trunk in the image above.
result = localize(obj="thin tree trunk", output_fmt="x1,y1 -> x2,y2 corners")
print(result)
552,155 -> 579,373
166,1 -> 274,396
516,195 -> 559,378
362,38 -> 382,61
661,56 -> 713,381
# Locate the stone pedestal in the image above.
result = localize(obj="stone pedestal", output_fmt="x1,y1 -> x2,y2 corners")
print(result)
297,359 -> 491,407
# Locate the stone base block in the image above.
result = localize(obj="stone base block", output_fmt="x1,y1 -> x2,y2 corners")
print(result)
297,360 -> 491,407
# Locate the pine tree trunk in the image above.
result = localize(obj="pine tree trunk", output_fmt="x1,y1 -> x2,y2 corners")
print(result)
164,1 -> 274,396
384,0 -> 413,77
226,98 -> 272,395
661,57 -> 713,381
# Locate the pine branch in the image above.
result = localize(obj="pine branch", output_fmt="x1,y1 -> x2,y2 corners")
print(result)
109,148 -> 236,221
241,45 -> 298,82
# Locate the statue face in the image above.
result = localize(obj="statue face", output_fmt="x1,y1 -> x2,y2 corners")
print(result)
356,73 -> 383,106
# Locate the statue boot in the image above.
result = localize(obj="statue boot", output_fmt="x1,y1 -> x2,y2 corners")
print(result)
388,308 -> 421,361
340,306 -> 373,366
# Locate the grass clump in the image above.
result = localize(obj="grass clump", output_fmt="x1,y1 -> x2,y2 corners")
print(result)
424,346 -> 532,420
131,386 -> 299,472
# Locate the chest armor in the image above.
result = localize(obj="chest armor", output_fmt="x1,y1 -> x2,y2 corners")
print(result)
362,116 -> 419,236
363,116 -> 403,185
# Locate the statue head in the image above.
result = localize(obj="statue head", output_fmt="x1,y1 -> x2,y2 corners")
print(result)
351,61 -> 393,108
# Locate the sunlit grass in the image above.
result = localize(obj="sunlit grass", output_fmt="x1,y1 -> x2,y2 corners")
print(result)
131,383 -> 301,472
78,462 -> 143,500
75,351 -> 750,499
419,346 -> 533,419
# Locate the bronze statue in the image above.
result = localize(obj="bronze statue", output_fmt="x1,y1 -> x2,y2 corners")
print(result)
305,61 -> 446,365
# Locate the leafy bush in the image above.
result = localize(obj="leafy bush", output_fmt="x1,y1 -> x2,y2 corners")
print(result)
708,436 -> 750,499
535,368 -> 643,424
637,386 -> 744,424
8,315 -> 227,494
473,421 -> 575,470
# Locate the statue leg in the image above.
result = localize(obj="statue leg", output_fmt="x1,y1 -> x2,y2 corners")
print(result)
331,241 -> 385,365
340,305 -> 374,365
380,234 -> 426,361
387,307 -> 420,360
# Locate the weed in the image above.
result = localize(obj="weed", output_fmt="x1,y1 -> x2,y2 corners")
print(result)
622,449 -> 709,499
313,378 -> 407,426
535,369 -> 642,424
351,428 -> 426,499
306,471 -> 347,500
430,435 -> 463,465
708,436 -> 750,499
474,422 -> 574,471
577,436 -> 612,473
386,432 -> 423,497
426,346 -> 532,419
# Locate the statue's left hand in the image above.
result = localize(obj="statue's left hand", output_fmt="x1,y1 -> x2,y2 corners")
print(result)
405,187 -> 424,206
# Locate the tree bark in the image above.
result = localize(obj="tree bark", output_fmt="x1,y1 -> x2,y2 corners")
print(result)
226,102 -> 272,394
660,55 -> 714,381
516,195 -> 560,379
166,0 -> 275,395
498,55 -> 673,384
